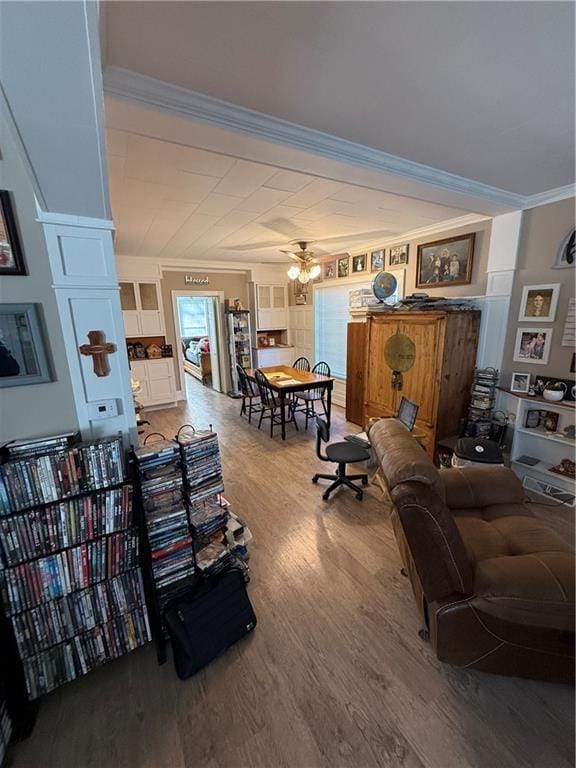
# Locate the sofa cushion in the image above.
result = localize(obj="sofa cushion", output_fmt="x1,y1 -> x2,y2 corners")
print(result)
442,466 -> 526,508
369,418 -> 445,501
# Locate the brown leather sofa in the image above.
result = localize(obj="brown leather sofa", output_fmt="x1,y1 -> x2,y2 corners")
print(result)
369,418 -> 575,683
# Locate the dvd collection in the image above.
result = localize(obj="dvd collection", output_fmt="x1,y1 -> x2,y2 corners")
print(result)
0,530 -> 140,615
0,485 -> 132,566
0,692 -> 11,767
465,367 -> 499,437
179,431 -> 224,504
0,437 -> 124,515
133,440 -> 195,612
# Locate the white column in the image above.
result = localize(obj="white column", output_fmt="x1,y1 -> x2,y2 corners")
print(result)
476,211 -> 523,370
39,210 -> 137,444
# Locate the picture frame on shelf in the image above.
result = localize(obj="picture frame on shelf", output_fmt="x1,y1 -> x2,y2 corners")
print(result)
337,256 -> 349,278
352,254 -> 367,273
0,303 -> 52,387
324,261 -> 336,280
389,244 -> 409,267
513,327 -> 553,365
518,283 -> 560,322
416,233 -> 475,288
294,295 -> 307,306
0,190 -> 27,276
510,372 -> 530,394
370,249 -> 384,272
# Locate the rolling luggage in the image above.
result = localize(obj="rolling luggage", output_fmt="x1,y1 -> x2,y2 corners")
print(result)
165,568 -> 256,679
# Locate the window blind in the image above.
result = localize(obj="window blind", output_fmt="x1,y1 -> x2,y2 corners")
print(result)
177,296 -> 209,338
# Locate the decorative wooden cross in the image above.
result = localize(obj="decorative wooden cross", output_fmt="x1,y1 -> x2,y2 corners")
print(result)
79,330 -> 116,377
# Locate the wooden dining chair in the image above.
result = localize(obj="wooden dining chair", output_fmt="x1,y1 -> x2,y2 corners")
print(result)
294,361 -> 331,430
292,356 -> 310,371
254,369 -> 299,438
236,364 -> 261,424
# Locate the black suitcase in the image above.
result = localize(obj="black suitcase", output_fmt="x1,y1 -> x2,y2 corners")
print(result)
165,568 -> 257,679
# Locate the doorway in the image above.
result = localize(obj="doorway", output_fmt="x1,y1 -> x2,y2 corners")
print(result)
172,291 -> 225,395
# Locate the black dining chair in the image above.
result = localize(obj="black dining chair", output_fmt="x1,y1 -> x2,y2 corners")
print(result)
294,361 -> 331,430
236,364 -> 261,424
313,417 -> 370,501
292,356 -> 311,372
254,369 -> 299,438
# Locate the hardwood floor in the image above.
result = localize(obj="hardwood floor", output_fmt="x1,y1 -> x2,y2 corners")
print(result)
12,378 -> 574,768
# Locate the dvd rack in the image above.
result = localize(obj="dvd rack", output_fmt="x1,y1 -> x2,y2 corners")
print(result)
131,438 -> 196,663
0,434 -> 151,705
0,684 -> 12,768
465,367 -> 500,438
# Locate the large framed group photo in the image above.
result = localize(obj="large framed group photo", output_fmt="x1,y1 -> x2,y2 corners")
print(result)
416,233 -> 475,288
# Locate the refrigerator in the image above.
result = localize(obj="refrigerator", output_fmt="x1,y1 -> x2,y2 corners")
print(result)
226,309 -> 253,396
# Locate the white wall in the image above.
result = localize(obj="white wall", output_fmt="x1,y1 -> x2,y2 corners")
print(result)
0,116 -> 79,441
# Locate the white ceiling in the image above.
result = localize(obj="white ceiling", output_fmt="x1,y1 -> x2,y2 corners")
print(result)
107,129 -> 473,262
103,1 -> 575,197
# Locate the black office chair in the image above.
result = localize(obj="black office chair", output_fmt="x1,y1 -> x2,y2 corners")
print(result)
254,369 -> 299,438
292,356 -> 310,371
294,360 -> 330,429
236,364 -> 261,424
313,417 -> 370,500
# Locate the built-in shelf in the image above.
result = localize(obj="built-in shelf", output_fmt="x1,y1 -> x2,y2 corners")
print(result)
512,459 -> 574,484
516,426 -> 576,446
498,387 -> 576,411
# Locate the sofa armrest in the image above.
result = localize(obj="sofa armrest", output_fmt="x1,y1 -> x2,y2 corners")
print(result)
442,467 -> 526,510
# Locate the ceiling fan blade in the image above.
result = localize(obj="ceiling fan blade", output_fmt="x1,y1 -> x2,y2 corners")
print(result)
220,240 -> 287,252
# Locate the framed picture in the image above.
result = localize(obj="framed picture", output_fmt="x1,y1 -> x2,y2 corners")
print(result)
0,190 -> 26,276
352,254 -> 367,274
370,249 -> 384,272
416,233 -> 475,288
389,244 -> 409,267
513,327 -> 553,365
0,304 -> 52,387
295,295 -> 307,305
510,372 -> 530,393
337,256 -> 349,278
518,283 -> 560,322
324,261 -> 336,280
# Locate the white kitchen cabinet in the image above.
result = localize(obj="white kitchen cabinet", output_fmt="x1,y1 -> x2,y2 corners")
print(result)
253,346 -> 294,368
119,280 -> 164,337
130,358 -> 176,408
253,283 -> 288,330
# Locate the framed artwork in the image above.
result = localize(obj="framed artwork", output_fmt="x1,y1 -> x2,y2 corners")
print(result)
510,372 -> 530,393
0,190 -> 26,276
513,327 -> 553,365
324,261 -> 336,280
295,295 -> 307,305
0,304 -> 52,387
389,244 -> 409,267
337,256 -> 349,278
370,249 -> 384,272
416,233 -> 475,288
518,283 -> 560,322
352,254 -> 367,274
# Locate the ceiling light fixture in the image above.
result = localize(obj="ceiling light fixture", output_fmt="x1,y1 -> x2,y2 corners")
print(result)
285,241 -> 321,284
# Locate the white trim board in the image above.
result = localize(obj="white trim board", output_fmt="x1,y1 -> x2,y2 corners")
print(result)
103,66 -> 574,212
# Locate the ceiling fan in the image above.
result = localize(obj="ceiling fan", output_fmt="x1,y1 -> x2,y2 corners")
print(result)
283,241 -> 322,284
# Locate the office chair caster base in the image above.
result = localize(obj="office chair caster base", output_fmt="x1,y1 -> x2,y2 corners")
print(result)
362,477 -> 369,486
400,568 -> 408,578
418,628 -> 430,643
356,492 -> 363,500
312,475 -> 319,484
322,491 -> 330,501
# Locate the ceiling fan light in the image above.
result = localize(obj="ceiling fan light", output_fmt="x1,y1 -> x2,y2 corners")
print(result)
310,264 -> 321,279
298,269 -> 310,284
287,265 -> 300,280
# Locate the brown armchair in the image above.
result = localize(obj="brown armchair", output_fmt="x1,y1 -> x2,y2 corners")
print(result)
369,418 -> 574,683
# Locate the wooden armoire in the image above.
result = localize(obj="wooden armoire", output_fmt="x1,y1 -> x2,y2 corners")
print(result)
346,310 -> 481,456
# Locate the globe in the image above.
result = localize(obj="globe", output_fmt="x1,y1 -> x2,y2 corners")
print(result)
372,271 -> 398,302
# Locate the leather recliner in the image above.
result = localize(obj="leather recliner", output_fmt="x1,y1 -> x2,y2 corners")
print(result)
369,418 -> 575,683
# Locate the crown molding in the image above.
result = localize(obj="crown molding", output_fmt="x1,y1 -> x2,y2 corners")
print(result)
522,184 -> 575,210
36,208 -> 115,230
103,66 -> 528,210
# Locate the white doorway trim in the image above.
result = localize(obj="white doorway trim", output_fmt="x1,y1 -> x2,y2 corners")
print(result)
171,289 -> 226,394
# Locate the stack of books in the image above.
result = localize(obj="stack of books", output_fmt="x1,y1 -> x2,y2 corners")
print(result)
0,434 -> 150,702
133,440 -> 195,612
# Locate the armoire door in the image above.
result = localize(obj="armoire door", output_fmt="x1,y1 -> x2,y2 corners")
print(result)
346,322 -> 366,425
396,316 -> 443,427
364,317 -> 399,419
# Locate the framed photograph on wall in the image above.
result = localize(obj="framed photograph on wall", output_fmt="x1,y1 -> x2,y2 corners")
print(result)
518,283 -> 560,322
337,256 -> 349,278
510,372 -> 531,393
370,249 -> 384,272
324,261 -> 336,280
389,244 -> 409,267
513,327 -> 553,366
0,190 -> 27,276
0,304 -> 52,387
416,233 -> 475,288
352,254 -> 367,274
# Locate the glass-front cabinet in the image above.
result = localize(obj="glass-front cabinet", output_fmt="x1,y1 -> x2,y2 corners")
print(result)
255,283 -> 288,330
119,280 -> 164,337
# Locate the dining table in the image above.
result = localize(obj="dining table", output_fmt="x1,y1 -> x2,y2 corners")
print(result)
246,365 -> 335,440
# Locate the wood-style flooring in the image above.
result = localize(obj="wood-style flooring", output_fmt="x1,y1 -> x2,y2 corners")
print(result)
12,378 -> 575,768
